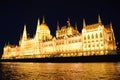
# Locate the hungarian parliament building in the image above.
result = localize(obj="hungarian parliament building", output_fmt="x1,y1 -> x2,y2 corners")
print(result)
2,16 -> 116,59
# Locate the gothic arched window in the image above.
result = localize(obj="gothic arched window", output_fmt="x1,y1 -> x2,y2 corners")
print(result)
88,35 -> 90,39
100,32 -> 102,38
84,36 -> 86,40
96,33 -> 98,38
92,34 -> 94,39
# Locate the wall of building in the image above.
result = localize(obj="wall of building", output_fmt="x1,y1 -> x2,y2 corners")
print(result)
1,17 -> 116,59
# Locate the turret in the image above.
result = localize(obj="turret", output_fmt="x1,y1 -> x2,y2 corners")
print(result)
57,21 -> 60,30
37,18 -> 40,26
83,18 -> 86,28
22,25 -> 27,41
110,22 -> 116,50
75,22 -> 78,30
98,14 -> 102,24
67,17 -> 71,27
36,18 -> 40,33
35,18 -> 40,39
110,22 -> 112,30
42,16 -> 45,24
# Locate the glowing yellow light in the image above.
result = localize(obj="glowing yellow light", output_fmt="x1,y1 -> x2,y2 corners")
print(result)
1,16 -> 116,59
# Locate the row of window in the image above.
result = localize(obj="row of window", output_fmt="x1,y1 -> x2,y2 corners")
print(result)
68,39 -> 81,43
84,39 -> 103,43
43,39 -> 81,47
44,44 -> 53,47
84,32 -> 103,40
56,42 -> 64,45
84,44 -> 104,48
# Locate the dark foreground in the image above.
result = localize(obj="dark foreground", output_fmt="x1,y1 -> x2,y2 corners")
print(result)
1,54 -> 120,62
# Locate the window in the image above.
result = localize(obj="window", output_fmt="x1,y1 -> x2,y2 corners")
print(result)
96,33 -> 98,38
97,44 -> 99,47
101,44 -> 103,46
88,35 -> 90,39
84,45 -> 86,48
100,32 -> 102,38
92,34 -> 94,39
88,44 -> 90,48
109,37 -> 111,41
84,36 -> 86,40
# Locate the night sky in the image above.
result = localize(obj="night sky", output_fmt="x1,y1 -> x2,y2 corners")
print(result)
0,0 -> 120,56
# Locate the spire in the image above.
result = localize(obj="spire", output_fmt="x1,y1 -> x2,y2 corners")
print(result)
110,22 -> 113,30
110,22 -> 112,26
22,25 -> 27,40
36,18 -> 40,35
98,14 -> 102,23
57,21 -> 60,30
109,22 -> 116,50
75,22 -> 78,30
67,17 -> 71,27
37,18 -> 40,26
36,18 -> 40,38
83,18 -> 86,28
42,16 -> 45,24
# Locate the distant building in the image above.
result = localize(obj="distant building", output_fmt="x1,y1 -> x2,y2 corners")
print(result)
1,15 -> 116,59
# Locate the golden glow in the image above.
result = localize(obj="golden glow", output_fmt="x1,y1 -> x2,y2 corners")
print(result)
1,16 -> 116,59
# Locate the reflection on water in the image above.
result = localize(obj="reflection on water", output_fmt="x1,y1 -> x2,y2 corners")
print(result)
0,62 -> 120,80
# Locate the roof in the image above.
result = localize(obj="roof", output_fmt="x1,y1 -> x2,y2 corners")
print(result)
40,23 -> 50,30
61,25 -> 75,31
84,23 -> 99,30
104,24 -> 111,31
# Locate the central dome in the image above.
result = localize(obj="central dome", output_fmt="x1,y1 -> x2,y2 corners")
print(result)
39,17 -> 50,31
40,23 -> 50,30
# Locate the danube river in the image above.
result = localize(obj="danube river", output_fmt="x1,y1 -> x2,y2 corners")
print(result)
0,62 -> 120,80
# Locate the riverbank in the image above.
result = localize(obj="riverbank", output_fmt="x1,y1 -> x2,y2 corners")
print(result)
0,54 -> 120,62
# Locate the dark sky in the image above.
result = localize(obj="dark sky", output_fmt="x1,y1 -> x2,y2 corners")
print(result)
0,0 -> 120,56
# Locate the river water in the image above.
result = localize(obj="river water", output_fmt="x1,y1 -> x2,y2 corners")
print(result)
0,62 -> 120,80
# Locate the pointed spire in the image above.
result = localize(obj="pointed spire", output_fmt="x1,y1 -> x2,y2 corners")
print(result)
67,17 -> 71,27
110,22 -> 112,26
83,18 -> 86,28
22,25 -> 27,40
37,18 -> 40,26
36,18 -> 40,36
57,21 -> 60,30
23,25 -> 26,34
75,22 -> 78,30
110,22 -> 113,30
42,16 -> 45,24
98,14 -> 102,23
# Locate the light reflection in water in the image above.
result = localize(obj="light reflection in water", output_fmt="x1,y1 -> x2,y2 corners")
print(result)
0,62 -> 120,80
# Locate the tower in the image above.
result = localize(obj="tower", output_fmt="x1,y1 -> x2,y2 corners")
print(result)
20,25 -> 27,55
110,22 -> 116,50
35,16 -> 52,41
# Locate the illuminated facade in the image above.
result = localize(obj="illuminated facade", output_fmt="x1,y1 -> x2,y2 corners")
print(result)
1,16 -> 116,59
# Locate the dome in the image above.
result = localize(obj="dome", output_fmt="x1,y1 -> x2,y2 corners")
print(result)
39,17 -> 50,31
39,23 -> 50,30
